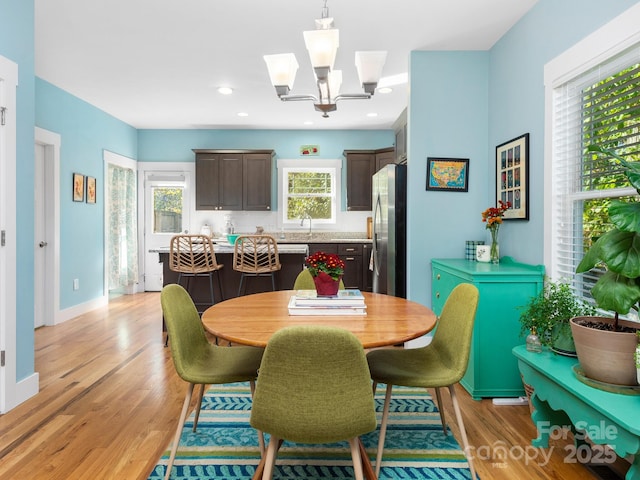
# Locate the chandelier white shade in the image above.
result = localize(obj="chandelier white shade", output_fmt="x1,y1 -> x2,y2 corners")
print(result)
303,28 -> 339,72
263,1 -> 386,117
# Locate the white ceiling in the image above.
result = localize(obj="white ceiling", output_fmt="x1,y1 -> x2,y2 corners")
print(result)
34,0 -> 537,130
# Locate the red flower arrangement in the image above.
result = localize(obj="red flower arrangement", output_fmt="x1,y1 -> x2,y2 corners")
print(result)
481,200 -> 511,230
305,251 -> 345,281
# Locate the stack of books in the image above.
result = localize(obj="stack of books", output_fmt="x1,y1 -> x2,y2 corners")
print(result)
288,289 -> 367,316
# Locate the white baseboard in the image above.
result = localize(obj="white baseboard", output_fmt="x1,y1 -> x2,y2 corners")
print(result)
56,295 -> 108,324
4,372 -> 40,413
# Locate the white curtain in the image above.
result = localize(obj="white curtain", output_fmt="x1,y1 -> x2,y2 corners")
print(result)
107,164 -> 138,289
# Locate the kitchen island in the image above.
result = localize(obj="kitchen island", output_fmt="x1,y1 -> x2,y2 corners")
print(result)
152,242 -> 309,305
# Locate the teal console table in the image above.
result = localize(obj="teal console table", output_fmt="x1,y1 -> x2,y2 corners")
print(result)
514,345 -> 639,479
431,257 -> 544,399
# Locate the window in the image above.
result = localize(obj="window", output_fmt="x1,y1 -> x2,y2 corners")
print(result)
278,159 -> 341,226
548,44 -> 640,302
152,186 -> 184,233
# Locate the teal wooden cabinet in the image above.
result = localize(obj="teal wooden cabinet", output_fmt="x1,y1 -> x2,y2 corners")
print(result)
431,257 -> 544,399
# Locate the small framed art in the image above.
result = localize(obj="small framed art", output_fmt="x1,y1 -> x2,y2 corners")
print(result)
73,173 -> 85,202
496,133 -> 529,220
86,176 -> 96,204
426,157 -> 469,192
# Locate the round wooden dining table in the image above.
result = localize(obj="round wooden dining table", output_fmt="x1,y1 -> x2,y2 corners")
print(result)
201,290 -> 437,348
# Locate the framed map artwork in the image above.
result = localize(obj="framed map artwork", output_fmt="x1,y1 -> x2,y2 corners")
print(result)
496,133 -> 529,220
426,157 -> 469,192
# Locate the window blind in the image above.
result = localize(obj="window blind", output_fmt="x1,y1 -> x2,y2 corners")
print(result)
551,44 -> 640,301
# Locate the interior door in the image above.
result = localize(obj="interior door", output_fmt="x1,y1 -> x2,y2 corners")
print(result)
34,143 -> 47,328
143,172 -> 190,291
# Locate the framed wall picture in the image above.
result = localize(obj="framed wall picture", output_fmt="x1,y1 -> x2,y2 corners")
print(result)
426,157 -> 469,192
86,176 -> 96,204
496,133 -> 529,220
73,173 -> 85,202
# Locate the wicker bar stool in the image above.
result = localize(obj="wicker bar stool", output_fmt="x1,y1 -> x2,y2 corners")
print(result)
169,234 -> 224,312
233,235 -> 281,296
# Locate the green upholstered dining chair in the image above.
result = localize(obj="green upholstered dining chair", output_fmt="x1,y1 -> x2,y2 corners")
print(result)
249,325 -> 377,480
160,284 -> 264,480
366,283 -> 479,479
292,268 -> 345,290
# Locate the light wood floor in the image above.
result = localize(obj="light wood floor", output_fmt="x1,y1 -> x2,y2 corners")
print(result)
0,292 -> 628,479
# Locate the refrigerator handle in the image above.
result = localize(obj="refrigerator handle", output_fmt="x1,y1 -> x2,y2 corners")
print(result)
372,193 -> 381,276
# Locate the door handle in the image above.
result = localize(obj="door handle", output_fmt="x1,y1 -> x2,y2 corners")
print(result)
39,241 -> 48,248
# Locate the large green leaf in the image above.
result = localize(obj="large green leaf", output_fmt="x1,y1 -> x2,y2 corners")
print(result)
576,239 -> 603,273
597,229 -> 640,278
609,202 -> 640,233
587,145 -> 640,192
591,270 -> 640,314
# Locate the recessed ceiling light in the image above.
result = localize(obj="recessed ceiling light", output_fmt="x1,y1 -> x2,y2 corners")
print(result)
237,112 -> 248,117
367,112 -> 378,118
218,87 -> 233,95
303,120 -> 314,125
377,87 -> 393,94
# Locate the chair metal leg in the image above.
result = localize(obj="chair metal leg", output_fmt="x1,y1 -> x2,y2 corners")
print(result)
192,384 -> 206,432
208,272 -> 215,306
216,270 -> 224,301
270,273 -> 276,291
434,387 -> 447,434
374,383 -> 393,478
237,274 -> 245,297
165,383 -> 195,480
448,384 -> 477,480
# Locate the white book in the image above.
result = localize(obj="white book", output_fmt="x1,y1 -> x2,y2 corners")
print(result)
293,289 -> 366,307
288,297 -> 367,316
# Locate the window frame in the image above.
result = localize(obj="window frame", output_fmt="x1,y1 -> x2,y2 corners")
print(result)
277,158 -> 342,227
544,5 -> 640,291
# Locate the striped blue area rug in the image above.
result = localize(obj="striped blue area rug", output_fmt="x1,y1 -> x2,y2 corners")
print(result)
148,383 -> 474,479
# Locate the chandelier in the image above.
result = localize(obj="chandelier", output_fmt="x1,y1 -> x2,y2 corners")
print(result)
263,0 -> 387,118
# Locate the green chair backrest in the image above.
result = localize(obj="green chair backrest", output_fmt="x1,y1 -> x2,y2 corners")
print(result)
160,283 -> 211,380
430,283 -> 479,381
250,325 -> 376,444
293,268 -> 345,290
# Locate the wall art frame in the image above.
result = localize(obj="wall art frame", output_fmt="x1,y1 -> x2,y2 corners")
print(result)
425,157 -> 469,192
86,176 -> 96,204
496,133 -> 529,220
73,172 -> 85,202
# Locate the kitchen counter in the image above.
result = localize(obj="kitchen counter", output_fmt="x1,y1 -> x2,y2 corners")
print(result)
150,243 -> 309,255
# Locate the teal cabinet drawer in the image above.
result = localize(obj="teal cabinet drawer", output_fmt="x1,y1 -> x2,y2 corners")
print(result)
430,257 -> 544,399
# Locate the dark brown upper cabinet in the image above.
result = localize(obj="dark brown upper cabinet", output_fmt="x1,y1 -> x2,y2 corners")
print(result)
194,149 -> 273,211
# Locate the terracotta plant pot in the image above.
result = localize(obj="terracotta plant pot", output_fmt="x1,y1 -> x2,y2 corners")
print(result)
570,316 -> 639,386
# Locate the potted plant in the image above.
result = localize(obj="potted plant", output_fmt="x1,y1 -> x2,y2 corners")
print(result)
574,145 -> 640,386
518,280 -> 596,355
305,251 -> 345,296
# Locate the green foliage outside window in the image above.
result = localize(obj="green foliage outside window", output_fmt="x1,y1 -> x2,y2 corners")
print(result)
286,171 -> 333,220
153,187 -> 183,233
579,63 -> 640,253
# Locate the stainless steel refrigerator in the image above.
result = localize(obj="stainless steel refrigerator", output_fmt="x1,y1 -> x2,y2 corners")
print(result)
372,163 -> 407,297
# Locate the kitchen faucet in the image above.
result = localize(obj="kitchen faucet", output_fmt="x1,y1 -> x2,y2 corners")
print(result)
300,214 -> 312,237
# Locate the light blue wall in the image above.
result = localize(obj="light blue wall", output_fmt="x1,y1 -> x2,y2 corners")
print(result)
0,0 -> 35,381
35,79 -> 138,309
406,0 -> 640,306
406,52 -> 489,306
138,129 -> 393,162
